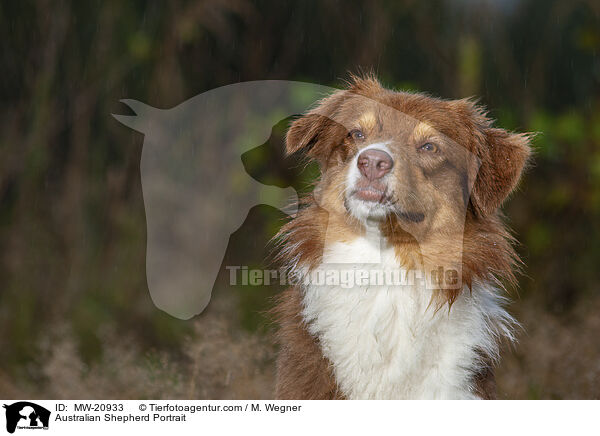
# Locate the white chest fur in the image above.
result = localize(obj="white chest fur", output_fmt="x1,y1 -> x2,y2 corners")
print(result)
300,234 -> 514,400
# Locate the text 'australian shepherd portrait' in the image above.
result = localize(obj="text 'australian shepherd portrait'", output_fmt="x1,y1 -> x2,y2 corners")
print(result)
272,76 -> 532,400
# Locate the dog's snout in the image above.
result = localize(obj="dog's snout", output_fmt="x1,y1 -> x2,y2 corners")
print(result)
357,149 -> 393,181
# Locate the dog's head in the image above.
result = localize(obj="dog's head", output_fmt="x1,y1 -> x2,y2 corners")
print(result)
286,77 -> 531,244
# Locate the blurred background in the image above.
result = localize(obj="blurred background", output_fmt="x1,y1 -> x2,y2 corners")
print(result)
1,0 -> 599,399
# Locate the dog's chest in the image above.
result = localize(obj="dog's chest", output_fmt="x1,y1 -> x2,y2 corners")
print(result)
300,236 -> 489,400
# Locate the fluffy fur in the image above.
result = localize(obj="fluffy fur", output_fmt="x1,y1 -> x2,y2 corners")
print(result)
272,76 -> 531,400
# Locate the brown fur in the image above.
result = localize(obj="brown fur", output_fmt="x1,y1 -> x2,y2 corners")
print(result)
472,354 -> 498,400
272,75 -> 531,399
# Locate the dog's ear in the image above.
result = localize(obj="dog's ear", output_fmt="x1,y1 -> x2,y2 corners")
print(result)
285,90 -> 350,165
286,76 -> 384,166
470,125 -> 532,217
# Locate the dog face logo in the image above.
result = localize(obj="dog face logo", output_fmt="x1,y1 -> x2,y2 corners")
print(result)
3,402 -> 50,434
113,81 -> 338,319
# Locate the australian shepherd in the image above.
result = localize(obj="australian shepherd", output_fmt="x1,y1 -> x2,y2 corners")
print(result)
272,76 -> 531,400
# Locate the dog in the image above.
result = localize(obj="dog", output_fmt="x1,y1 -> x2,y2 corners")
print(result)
272,76 -> 531,399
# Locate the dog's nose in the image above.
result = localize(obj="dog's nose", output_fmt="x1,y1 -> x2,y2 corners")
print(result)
357,149 -> 393,181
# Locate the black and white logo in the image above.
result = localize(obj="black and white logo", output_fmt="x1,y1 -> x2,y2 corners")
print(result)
3,402 -> 50,433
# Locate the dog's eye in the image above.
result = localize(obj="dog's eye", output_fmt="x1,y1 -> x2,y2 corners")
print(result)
418,142 -> 438,153
349,129 -> 365,141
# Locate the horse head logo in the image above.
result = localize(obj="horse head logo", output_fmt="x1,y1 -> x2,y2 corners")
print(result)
113,81 -> 335,319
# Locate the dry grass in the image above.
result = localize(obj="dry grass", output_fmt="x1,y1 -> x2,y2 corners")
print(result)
4,291 -> 275,400
497,294 -> 600,399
